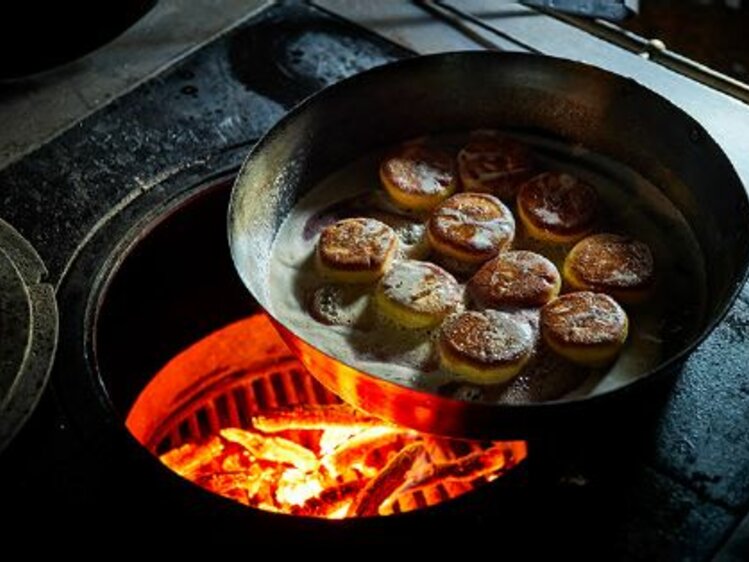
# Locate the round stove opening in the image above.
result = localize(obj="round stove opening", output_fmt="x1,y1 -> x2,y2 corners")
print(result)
96,177 -> 527,520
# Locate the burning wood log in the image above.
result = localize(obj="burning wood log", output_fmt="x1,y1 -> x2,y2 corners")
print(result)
159,404 -> 525,519
395,444 -> 514,497
348,441 -> 426,517
292,478 -> 368,518
245,464 -> 286,508
194,472 -> 253,506
252,404 -> 383,432
321,426 -> 412,474
219,427 -> 318,471
159,436 -> 224,479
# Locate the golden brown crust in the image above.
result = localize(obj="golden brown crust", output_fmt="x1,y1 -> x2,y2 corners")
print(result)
427,193 -> 514,263
439,310 -> 534,369
541,291 -> 627,349
317,218 -> 397,272
516,172 -> 597,241
380,144 -> 456,209
565,233 -> 654,294
468,250 -> 561,309
458,134 -> 535,201
378,260 -> 463,317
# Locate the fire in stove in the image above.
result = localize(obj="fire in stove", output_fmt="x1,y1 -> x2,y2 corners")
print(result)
126,314 -> 527,518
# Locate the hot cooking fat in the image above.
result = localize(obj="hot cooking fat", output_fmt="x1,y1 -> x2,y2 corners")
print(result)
308,135 -> 653,383
269,130 -> 677,397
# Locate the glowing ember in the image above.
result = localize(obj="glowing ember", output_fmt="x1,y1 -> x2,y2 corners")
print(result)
160,403 -> 525,518
128,314 -> 527,519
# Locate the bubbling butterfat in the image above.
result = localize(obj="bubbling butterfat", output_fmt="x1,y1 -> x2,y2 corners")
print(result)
268,133 -> 707,405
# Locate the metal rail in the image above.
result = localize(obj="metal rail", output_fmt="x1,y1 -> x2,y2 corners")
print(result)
416,0 -> 749,105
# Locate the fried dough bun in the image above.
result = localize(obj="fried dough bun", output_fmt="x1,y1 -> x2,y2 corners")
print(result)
427,193 -> 515,268
375,260 -> 463,328
516,172 -> 598,243
380,144 -> 457,211
468,250 -> 561,309
563,233 -> 654,303
438,310 -> 535,384
541,291 -> 629,366
316,218 -> 398,283
457,134 -> 535,201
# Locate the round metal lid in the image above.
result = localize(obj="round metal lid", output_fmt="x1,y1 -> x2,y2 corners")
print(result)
0,218 -> 57,453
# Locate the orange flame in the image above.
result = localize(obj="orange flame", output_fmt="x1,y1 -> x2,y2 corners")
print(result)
160,405 -> 525,518
128,314 -> 527,518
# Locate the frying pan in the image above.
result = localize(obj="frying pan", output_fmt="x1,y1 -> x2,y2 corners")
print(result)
228,52 -> 749,439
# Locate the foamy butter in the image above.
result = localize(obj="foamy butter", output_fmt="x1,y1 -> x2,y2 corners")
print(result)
269,133 -> 706,404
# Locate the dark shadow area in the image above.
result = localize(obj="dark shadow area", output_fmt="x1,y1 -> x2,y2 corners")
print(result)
0,1 -> 156,80
96,179 -> 257,416
624,0 -> 749,84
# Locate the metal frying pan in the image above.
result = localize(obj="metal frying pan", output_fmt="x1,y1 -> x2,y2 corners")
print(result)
228,52 -> 749,439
